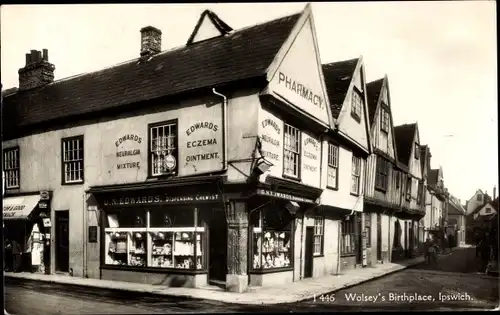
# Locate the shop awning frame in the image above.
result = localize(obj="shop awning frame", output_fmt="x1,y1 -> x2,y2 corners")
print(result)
87,174 -> 227,194
3,194 -> 41,220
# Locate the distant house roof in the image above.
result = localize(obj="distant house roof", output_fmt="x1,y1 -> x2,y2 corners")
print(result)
448,195 -> 466,215
322,58 -> 359,119
393,123 -> 417,166
3,12 -> 301,132
469,197 -> 498,217
366,78 -> 384,127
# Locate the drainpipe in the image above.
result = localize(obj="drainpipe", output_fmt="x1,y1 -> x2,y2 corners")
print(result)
212,88 -> 228,172
83,192 -> 87,277
299,211 -> 305,280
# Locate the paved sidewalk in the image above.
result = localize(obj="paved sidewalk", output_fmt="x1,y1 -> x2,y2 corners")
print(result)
5,255 -> 429,305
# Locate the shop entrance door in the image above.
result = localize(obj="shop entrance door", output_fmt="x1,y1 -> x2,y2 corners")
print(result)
208,209 -> 227,286
55,211 -> 69,272
304,227 -> 314,278
376,213 -> 382,261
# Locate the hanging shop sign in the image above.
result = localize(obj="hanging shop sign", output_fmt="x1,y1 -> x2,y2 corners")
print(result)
102,193 -> 221,207
39,201 -> 48,209
256,189 -> 316,204
42,218 -> 52,227
40,190 -> 50,200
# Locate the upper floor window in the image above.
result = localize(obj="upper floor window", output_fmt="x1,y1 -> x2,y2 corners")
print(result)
327,143 -> 339,189
149,120 -> 178,177
351,156 -> 362,195
380,106 -> 389,133
3,147 -> 20,189
351,89 -> 363,122
414,143 -> 420,160
477,194 -> 482,201
283,123 -> 300,179
417,181 -> 424,205
395,170 -> 400,189
313,216 -> 324,256
406,177 -> 412,200
62,136 -> 84,184
485,207 -> 492,214
375,156 -> 389,192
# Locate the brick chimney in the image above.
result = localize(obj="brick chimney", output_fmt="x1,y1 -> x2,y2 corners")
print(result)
140,26 -> 162,57
18,49 -> 55,91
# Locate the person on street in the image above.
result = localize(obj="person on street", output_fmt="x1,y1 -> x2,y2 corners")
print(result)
479,233 -> 491,273
4,238 -> 12,272
11,239 -> 22,273
448,233 -> 454,252
424,236 -> 432,264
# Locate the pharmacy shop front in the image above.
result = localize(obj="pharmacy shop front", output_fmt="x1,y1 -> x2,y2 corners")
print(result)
90,176 -> 227,288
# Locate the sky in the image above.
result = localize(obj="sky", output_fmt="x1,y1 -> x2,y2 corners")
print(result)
1,2 -> 497,202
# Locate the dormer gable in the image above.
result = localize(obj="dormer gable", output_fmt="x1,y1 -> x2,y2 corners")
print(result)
394,122 -> 421,179
186,10 -> 233,45
322,57 -> 371,154
262,4 -> 332,130
366,75 -> 397,161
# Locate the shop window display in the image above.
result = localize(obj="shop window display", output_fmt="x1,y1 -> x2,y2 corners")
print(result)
104,208 -> 206,270
251,208 -> 293,270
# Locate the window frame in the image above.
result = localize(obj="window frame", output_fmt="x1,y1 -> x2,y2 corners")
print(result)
395,170 -> 400,189
406,177 -> 412,201
351,87 -> 363,123
3,146 -> 20,190
350,155 -> 362,196
375,156 -> 389,192
380,105 -> 389,134
148,119 -> 179,178
417,181 -> 424,205
313,216 -> 325,256
341,215 -> 357,256
283,123 -> 301,180
327,143 -> 339,190
414,143 -> 420,160
61,135 -> 84,185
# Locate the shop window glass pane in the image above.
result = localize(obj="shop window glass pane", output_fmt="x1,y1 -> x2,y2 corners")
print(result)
106,210 -> 146,228
149,208 -> 194,228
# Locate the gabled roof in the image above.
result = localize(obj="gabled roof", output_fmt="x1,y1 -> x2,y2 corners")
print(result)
3,12 -> 301,131
366,78 -> 384,127
448,194 -> 466,215
321,58 -> 359,119
394,123 -> 417,166
186,10 -> 234,45
469,197 -> 499,217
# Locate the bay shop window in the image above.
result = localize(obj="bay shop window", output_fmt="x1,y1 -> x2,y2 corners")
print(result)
104,208 -> 206,270
250,208 -> 293,271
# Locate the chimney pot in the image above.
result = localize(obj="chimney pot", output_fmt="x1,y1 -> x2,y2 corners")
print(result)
42,49 -> 49,61
140,26 -> 162,57
30,50 -> 37,63
18,49 -> 55,91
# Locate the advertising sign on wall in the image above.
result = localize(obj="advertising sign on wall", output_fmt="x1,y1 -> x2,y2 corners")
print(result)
300,131 -> 321,187
258,110 -> 284,179
100,102 -> 224,184
266,17 -> 330,126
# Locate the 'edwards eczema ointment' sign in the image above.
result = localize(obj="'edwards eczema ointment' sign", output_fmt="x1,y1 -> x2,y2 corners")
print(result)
179,120 -> 223,175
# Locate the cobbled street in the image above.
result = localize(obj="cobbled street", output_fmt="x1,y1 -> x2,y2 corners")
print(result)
5,247 -> 499,313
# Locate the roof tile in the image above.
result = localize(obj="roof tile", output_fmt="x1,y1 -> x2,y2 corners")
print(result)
3,13 -> 301,130
322,58 -> 359,119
